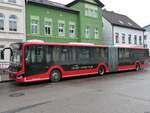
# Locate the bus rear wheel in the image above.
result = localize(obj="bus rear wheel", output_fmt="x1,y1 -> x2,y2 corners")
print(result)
98,66 -> 105,76
50,70 -> 61,82
136,64 -> 141,71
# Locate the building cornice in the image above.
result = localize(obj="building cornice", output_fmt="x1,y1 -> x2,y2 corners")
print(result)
0,31 -> 24,35
0,1 -> 24,7
0,38 -> 23,42
0,2 -> 24,12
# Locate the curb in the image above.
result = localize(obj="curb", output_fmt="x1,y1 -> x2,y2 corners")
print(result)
0,80 -> 14,83
0,74 -> 13,83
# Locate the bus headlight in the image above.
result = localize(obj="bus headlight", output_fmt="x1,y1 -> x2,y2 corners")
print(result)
16,75 -> 23,79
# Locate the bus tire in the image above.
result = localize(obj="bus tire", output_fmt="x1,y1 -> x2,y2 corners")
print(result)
50,70 -> 62,82
98,66 -> 105,76
135,64 -> 140,71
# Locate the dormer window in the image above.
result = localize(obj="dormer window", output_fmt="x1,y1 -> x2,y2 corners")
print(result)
85,4 -> 98,18
128,22 -> 132,26
119,20 -> 124,25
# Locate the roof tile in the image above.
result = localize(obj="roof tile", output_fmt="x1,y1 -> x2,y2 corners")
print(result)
103,10 -> 144,31
27,0 -> 79,13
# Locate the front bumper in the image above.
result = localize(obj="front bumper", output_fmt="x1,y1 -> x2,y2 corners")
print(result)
8,71 -> 17,80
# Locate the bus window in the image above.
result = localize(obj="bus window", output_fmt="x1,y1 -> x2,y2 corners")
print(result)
53,47 -> 60,63
60,47 -> 70,63
46,46 -> 52,64
125,49 -> 130,58
144,49 -> 149,58
78,47 -> 90,63
25,46 -> 30,64
119,48 -> 130,59
71,47 -> 77,62
53,46 -> 73,64
35,46 -> 44,63
132,49 -> 145,60
100,48 -> 108,61
92,48 -> 108,62
91,48 -> 100,62
25,45 -> 44,64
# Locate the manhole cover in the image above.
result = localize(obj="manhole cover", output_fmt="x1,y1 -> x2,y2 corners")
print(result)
9,92 -> 25,97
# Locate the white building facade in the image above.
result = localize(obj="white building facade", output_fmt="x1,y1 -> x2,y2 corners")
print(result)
102,10 -> 144,47
144,25 -> 150,55
0,0 -> 25,64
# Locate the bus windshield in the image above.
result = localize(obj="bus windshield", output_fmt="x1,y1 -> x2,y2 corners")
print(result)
11,49 -> 22,65
10,43 -> 22,68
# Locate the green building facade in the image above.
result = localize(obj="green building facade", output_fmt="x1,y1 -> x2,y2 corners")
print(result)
26,0 -> 104,44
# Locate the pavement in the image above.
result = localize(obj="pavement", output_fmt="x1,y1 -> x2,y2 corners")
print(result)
0,68 -> 150,113
0,69 -> 9,82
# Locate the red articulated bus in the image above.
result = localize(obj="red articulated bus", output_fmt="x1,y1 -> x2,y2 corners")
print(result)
1,41 -> 149,83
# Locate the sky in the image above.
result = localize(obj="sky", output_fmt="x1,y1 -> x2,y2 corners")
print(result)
49,0 -> 150,27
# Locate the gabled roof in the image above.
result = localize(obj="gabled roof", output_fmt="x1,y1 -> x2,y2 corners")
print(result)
66,0 -> 104,8
143,24 -> 150,31
27,0 -> 79,13
103,10 -> 144,31
143,24 -> 150,29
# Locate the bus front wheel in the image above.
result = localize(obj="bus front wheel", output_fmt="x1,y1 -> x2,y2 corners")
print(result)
50,70 -> 62,82
98,66 -> 105,76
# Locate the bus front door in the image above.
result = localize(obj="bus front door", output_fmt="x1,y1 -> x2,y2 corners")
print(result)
25,45 -> 48,76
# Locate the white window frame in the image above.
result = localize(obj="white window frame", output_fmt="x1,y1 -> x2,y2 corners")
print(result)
139,36 -> 142,45
94,28 -> 99,39
31,16 -> 39,34
44,18 -> 52,36
69,22 -> 76,38
9,15 -> 17,32
85,27 -> 90,38
122,33 -> 125,44
0,50 -> 4,60
0,13 -> 4,31
128,34 -> 132,44
134,35 -> 137,45
115,33 -> 119,43
144,35 -> 147,40
58,20 -> 65,37
0,45 -> 4,60
85,4 -> 98,18
85,8 -> 88,16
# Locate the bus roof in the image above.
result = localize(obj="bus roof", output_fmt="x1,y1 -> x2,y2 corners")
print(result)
20,42 -> 148,50
22,42 -> 108,48
116,45 -> 149,50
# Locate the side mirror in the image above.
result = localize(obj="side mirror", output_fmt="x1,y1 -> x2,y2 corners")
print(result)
0,50 -> 4,59
10,50 -> 13,56
1,47 -> 13,59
